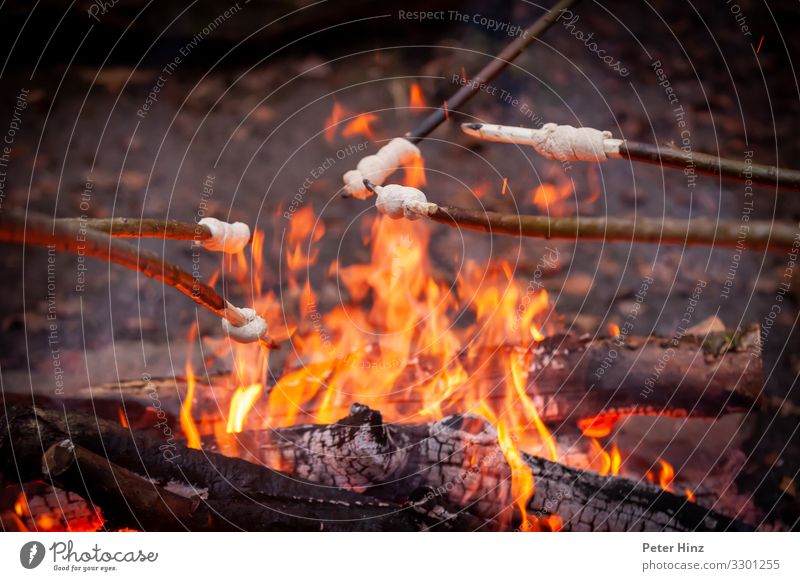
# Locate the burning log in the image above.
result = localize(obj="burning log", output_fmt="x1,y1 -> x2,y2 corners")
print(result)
237,404 -> 754,531
0,405 -> 463,531
264,327 -> 762,429
42,440 -> 199,531
6,327 -> 761,435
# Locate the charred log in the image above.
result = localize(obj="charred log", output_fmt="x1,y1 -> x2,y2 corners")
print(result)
0,405 -> 458,531
242,404 -> 755,532
8,327 -> 762,437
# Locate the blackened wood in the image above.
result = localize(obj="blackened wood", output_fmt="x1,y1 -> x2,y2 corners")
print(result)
0,405 -> 450,531
249,405 -> 754,531
42,440 -> 198,531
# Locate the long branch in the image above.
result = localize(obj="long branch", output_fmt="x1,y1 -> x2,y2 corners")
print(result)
618,141 -> 800,191
461,122 -> 800,191
424,204 -> 799,251
0,210 -> 249,326
407,0 -> 581,142
57,217 -> 214,240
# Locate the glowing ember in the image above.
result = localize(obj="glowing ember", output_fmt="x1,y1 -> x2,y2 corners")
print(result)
578,413 -> 620,439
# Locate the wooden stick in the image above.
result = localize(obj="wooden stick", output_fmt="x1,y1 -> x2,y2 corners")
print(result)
462,122 -> 800,191
0,210 -> 277,348
407,0 -> 581,143
617,141 -> 800,192
424,204 -> 799,251
57,217 -> 214,240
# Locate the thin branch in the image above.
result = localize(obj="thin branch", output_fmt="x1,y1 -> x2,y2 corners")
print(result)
423,204 -> 799,251
461,122 -> 800,191
618,141 -> 800,191
406,0 -> 581,143
57,217 -> 214,240
0,210 -> 277,348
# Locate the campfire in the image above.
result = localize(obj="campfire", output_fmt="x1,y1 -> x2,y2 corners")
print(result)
1,0 -> 795,535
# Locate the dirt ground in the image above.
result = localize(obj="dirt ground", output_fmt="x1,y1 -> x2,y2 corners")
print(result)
0,0 -> 798,528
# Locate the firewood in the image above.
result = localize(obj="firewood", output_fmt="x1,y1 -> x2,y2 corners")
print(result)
0,405 -> 467,531
4,327 -> 761,436
246,404 -> 755,531
266,328 -> 762,428
42,440 -> 199,531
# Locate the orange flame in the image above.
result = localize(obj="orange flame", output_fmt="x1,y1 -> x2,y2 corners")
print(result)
324,102 -> 348,143
181,362 -> 201,450
608,322 -> 621,336
226,383 -> 263,433
495,416 -> 535,531
403,152 -> 427,189
409,82 -> 426,108
658,459 -> 675,492
342,113 -> 378,140
531,181 -> 573,216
